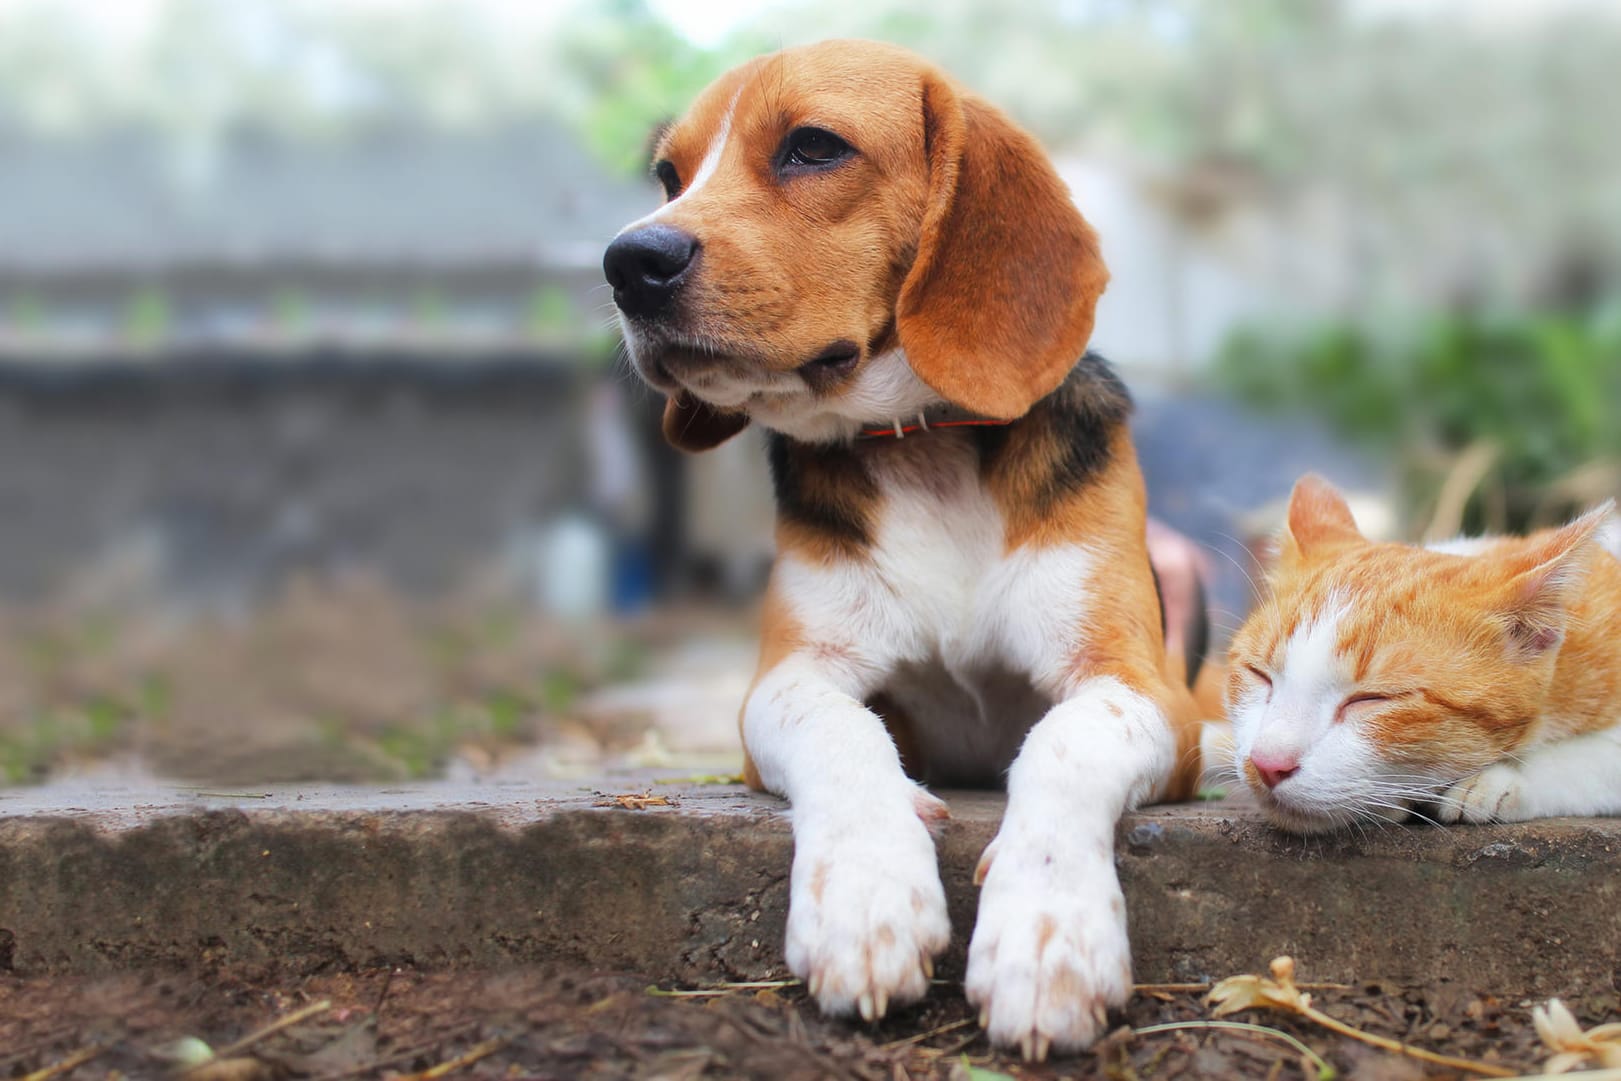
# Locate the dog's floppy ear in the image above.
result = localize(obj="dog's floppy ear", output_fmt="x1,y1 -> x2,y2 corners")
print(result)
662,392 -> 750,452
897,74 -> 1109,420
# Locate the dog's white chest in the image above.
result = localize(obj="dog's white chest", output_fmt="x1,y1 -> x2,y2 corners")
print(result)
774,440 -> 1098,783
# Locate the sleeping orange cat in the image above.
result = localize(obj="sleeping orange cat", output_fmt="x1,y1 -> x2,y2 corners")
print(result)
1223,474 -> 1621,833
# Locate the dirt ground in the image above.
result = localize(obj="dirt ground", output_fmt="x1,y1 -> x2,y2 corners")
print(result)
2,962 -> 1604,1080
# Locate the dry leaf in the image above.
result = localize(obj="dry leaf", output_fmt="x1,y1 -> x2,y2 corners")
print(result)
1204,957 -> 1511,1078
1532,998 -> 1621,1073
1208,956 -> 1313,1018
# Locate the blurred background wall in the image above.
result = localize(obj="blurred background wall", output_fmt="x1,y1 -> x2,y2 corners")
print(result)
0,0 -> 1616,783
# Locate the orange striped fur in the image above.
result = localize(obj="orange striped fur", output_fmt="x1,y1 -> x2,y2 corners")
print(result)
1225,474 -> 1621,831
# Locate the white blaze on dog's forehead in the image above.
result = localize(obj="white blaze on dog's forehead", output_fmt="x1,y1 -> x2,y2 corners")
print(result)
618,88 -> 742,235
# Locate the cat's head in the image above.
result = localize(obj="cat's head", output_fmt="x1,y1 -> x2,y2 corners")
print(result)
1225,474 -> 1613,834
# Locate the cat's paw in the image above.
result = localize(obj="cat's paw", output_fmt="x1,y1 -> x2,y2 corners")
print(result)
1437,764 -> 1528,823
785,807 -> 950,1021
965,837 -> 1131,1061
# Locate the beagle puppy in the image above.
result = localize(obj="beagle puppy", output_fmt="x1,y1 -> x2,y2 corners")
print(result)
604,39 -> 1205,1060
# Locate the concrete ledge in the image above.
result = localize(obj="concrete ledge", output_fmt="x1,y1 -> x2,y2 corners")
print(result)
1,772 -> 1618,994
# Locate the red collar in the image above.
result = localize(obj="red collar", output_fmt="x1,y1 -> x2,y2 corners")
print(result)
856,409 -> 1012,440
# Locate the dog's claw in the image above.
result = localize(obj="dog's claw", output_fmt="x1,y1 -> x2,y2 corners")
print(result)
973,846 -> 995,887
922,954 -> 934,980
1019,1033 -> 1052,1062
913,789 -> 951,822
858,992 -> 876,1022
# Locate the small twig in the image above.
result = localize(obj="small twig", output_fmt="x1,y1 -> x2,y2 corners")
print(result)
1135,1021 -> 1332,1079
593,789 -> 676,810
21,1046 -> 105,1081
373,967 -> 399,1020
1293,1001 -> 1512,1076
185,791 -> 273,800
392,1037 -> 509,1080
881,1018 -> 974,1050
207,999 -> 332,1060
0,1030 -> 78,1071
646,979 -> 802,997
930,1029 -> 983,1059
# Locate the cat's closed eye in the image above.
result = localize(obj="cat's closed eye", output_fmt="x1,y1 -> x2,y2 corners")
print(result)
1241,665 -> 1273,700
1335,691 -> 1406,724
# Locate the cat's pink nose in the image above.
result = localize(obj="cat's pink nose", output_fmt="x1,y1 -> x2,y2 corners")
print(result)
1249,750 -> 1300,789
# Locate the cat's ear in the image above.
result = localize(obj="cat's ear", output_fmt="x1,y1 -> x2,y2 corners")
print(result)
1496,500 -> 1614,658
1280,474 -> 1364,566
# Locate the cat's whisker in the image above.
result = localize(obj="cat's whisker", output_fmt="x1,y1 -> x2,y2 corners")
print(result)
1348,806 -> 1396,838
1366,781 -> 1462,809
1366,778 -> 1447,797
1356,794 -> 1412,813
1366,783 -> 1472,819
1205,534 -> 1262,598
1361,796 -> 1441,827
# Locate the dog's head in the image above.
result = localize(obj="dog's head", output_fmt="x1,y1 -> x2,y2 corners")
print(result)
605,39 -> 1108,451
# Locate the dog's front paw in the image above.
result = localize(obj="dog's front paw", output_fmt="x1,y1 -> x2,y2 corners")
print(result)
786,811 -> 949,1021
1437,764 -> 1528,823
965,837 -> 1131,1061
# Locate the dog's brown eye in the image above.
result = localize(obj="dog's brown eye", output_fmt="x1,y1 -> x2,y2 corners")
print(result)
655,160 -> 681,200
781,127 -> 853,172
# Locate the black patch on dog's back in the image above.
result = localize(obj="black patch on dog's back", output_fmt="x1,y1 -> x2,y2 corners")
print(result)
977,351 -> 1133,510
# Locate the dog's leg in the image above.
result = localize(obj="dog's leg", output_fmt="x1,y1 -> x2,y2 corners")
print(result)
965,672 -> 1174,1060
744,653 -> 951,1021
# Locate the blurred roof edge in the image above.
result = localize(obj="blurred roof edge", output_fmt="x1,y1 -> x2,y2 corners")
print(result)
0,119 -> 653,275
0,340 -> 604,370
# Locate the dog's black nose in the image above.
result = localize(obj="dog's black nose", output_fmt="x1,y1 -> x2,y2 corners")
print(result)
604,225 -> 699,318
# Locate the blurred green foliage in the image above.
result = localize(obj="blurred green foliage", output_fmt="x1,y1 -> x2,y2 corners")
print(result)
1216,307 -> 1621,531
552,0 -> 746,176
271,287 -> 313,337
0,698 -> 136,784
123,286 -> 172,349
5,292 -> 47,335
